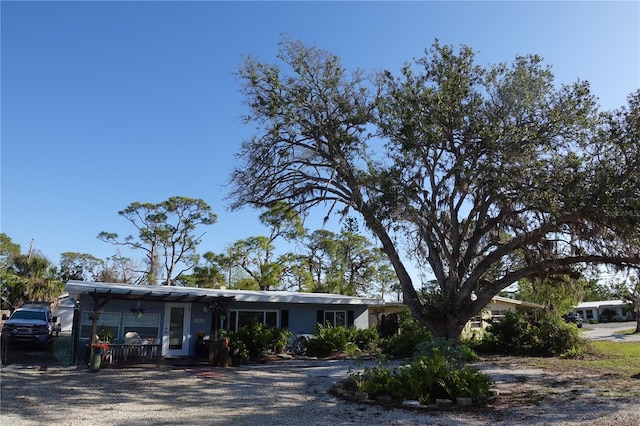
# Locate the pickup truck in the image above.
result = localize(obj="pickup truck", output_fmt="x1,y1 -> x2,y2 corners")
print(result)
1,303 -> 61,346
563,312 -> 584,328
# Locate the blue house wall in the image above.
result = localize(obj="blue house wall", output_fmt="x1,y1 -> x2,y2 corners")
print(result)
74,290 -> 374,358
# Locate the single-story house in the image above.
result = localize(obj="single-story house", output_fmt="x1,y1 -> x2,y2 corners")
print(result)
65,280 -> 380,362
571,300 -> 634,322
465,296 -> 544,335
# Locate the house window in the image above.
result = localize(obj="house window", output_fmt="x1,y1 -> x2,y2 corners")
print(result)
80,311 -> 120,339
230,310 -> 278,331
585,310 -> 594,320
490,310 -> 507,321
469,314 -> 483,328
316,310 -> 354,328
323,311 -> 347,328
123,313 -> 161,339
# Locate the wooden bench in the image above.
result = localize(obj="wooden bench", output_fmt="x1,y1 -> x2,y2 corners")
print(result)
101,343 -> 162,367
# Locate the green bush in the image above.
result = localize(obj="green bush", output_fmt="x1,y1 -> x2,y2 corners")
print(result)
379,310 -> 433,358
270,327 -> 293,354
351,348 -> 491,405
477,311 -> 537,354
474,311 -> 587,357
304,325 -> 382,357
350,327 -> 379,351
233,321 -> 292,359
305,324 -> 355,357
535,315 -> 586,357
414,338 -> 478,367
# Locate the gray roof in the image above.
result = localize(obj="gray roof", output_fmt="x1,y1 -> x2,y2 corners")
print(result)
65,280 -> 382,305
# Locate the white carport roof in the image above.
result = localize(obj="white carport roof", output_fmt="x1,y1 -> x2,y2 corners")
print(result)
574,300 -> 629,309
65,281 -> 382,305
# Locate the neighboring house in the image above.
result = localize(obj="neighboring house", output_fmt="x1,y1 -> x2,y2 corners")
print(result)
465,296 -> 544,336
572,300 -> 634,323
65,280 -> 380,361
369,296 -> 544,338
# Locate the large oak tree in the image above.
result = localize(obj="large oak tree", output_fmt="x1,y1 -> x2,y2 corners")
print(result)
229,39 -> 640,339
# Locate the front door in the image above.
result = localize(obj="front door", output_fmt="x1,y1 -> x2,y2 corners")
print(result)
163,303 -> 191,357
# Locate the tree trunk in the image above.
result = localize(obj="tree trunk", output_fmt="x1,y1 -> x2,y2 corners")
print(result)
423,313 -> 469,341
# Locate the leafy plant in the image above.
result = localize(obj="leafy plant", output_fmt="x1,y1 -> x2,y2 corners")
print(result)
350,327 -> 379,351
98,325 -> 115,342
379,310 -> 433,358
305,324 -> 354,357
350,348 -> 492,405
270,327 -> 293,353
414,338 -> 478,367
474,311 -> 587,357
233,320 -> 291,359
535,314 -> 586,357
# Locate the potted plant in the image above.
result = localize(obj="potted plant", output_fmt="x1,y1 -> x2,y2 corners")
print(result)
98,326 -> 115,342
88,342 -> 109,372
272,328 -> 293,354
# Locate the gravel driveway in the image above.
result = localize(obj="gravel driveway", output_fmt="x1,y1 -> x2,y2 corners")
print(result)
2,355 -> 639,425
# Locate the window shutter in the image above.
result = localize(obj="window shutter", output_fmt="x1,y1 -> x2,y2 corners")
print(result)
347,310 -> 354,327
280,310 -> 289,329
317,310 -> 324,326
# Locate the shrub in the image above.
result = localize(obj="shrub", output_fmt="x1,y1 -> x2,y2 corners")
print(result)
379,310 -> 433,358
414,338 -> 478,367
350,327 -> 379,351
233,321 -> 292,359
270,327 -> 293,354
305,324 -> 355,357
474,311 -> 587,357
351,363 -> 406,400
351,348 -> 491,405
480,311 -> 537,354
535,314 -> 586,357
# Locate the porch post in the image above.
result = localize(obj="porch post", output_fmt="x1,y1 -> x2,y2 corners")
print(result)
91,295 -> 99,344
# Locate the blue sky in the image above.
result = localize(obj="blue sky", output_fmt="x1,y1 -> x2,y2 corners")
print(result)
2,1 -> 639,278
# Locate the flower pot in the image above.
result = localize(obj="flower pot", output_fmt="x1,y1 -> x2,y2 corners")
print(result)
89,352 -> 101,372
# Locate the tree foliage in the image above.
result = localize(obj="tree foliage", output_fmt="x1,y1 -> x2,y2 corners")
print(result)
229,38 -> 640,339
0,234 -> 65,309
293,218 -> 397,297
516,276 -> 586,315
228,202 -> 304,290
582,278 -> 616,302
98,196 -> 216,285
59,252 -> 105,282
611,271 -> 640,333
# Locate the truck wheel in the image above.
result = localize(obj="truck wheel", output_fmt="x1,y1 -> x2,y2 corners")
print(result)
1,337 -> 9,365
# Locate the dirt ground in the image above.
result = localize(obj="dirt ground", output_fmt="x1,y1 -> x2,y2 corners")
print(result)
1,349 -> 639,425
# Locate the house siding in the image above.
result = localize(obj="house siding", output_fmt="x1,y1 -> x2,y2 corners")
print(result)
68,281 -> 377,360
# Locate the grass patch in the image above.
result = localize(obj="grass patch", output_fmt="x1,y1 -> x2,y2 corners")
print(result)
513,341 -> 640,378
586,341 -> 640,377
614,328 -> 638,336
